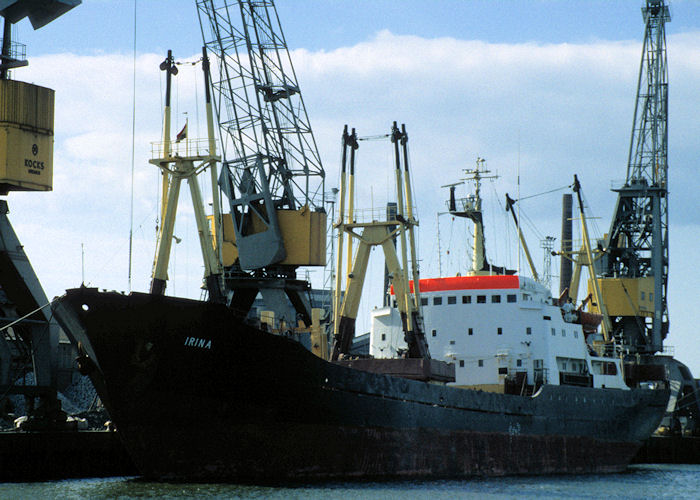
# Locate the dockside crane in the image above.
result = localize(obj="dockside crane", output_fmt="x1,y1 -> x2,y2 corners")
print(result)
0,0 -> 81,427
594,0 -> 669,356
196,0 -> 326,330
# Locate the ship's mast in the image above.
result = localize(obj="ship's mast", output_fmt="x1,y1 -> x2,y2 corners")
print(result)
445,157 -> 501,275
149,51 -> 224,303
600,0 -> 670,354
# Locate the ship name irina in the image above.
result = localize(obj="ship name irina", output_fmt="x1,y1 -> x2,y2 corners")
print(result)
184,337 -> 212,349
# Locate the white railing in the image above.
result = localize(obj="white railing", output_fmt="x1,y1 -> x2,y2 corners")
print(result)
344,206 -> 418,225
151,138 -> 218,160
661,344 -> 675,356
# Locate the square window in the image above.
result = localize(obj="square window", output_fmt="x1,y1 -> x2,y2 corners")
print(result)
526,327 -> 532,335
448,296 -> 456,305
433,297 -> 442,306
491,295 -> 501,303
449,340 -> 456,345
468,328 -> 473,336
507,294 -> 517,303
497,327 -> 503,335
432,329 -> 437,337
421,297 -> 428,306
478,359 -> 484,367
477,295 -> 486,304
462,295 -> 472,304
498,367 -> 508,375
459,360 -> 465,368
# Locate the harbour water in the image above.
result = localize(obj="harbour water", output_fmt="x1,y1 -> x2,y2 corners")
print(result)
1,464 -> 698,499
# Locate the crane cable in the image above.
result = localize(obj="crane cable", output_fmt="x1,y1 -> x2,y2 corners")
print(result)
128,0 -> 137,292
515,183 -> 572,202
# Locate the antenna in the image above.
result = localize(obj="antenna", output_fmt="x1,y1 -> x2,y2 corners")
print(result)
540,236 -> 556,289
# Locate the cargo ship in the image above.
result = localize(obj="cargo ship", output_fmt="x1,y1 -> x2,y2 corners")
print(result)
52,285 -> 669,481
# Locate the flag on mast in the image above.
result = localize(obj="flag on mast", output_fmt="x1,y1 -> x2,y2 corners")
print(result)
176,121 -> 187,142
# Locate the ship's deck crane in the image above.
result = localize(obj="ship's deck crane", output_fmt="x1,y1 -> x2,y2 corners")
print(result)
196,0 -> 326,330
149,49 -> 225,304
331,123 -> 429,361
596,0 -> 669,356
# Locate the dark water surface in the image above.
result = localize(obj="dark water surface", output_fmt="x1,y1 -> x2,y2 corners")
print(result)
1,464 -> 697,499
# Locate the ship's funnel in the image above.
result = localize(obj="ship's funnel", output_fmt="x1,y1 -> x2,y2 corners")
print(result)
559,193 -> 573,296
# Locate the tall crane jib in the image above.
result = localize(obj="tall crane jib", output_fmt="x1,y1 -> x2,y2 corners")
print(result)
196,0 -> 326,272
596,0 -> 670,355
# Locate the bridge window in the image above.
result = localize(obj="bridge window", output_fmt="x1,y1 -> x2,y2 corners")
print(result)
594,361 -> 618,375
507,294 -> 517,303
448,296 -> 456,305
462,295 -> 471,304
433,297 -> 442,306
477,295 -> 486,304
491,295 -> 501,303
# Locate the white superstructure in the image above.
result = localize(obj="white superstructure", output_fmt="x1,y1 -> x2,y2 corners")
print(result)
371,274 -> 628,392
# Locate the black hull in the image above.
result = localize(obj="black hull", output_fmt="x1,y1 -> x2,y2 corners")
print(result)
52,287 -> 669,481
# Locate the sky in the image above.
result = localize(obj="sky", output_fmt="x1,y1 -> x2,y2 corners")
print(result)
5,1 -> 700,374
